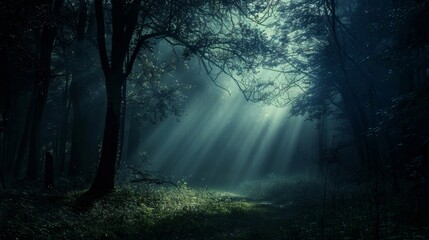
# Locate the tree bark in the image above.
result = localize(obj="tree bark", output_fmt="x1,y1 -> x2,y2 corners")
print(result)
44,152 -> 54,189
68,78 -> 88,176
13,96 -> 34,178
26,76 -> 50,180
0,48 -> 11,185
82,0 -> 141,198
0,124 -> 5,188
87,78 -> 122,196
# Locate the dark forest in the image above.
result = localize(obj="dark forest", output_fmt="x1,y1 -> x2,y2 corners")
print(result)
1,0 -> 429,239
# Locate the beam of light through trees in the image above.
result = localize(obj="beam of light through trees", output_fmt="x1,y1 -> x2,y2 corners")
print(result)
136,73 -> 316,186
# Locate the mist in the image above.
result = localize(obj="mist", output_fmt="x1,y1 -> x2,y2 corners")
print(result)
138,73 -> 315,187
1,0 -> 429,239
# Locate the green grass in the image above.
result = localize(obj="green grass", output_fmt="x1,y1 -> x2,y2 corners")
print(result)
1,183 -> 274,240
1,178 -> 428,240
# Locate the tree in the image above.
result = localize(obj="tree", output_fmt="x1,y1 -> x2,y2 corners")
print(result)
0,0 -> 65,180
25,0 -> 65,180
5,0 -> 64,179
86,0 -> 283,197
64,0 -> 103,177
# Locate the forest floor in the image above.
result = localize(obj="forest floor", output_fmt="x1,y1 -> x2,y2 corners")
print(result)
0,177 -> 428,240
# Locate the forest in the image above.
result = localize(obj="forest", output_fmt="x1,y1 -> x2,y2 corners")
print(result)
0,0 -> 428,239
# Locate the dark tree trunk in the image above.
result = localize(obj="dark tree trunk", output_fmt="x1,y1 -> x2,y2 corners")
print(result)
0,48 -> 11,185
0,134 -> 5,188
423,139 -> 429,163
58,80 -> 71,173
0,121 -> 6,188
68,78 -> 87,176
44,152 -> 54,189
117,82 -> 127,169
68,0 -> 97,177
87,78 -> 122,196
318,114 -> 327,162
26,72 -> 50,180
13,98 -> 34,178
0,137 -> 4,188
326,1 -> 370,170
25,0 -> 64,180
82,0 -> 141,199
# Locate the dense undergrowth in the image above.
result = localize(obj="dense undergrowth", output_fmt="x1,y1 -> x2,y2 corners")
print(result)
0,177 -> 428,240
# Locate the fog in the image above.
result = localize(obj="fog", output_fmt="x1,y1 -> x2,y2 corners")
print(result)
1,0 -> 428,238
136,73 -> 316,187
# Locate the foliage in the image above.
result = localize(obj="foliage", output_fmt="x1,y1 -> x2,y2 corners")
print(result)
1,184 -> 256,240
127,53 -> 191,125
238,174 -> 429,240
2,179 -> 429,240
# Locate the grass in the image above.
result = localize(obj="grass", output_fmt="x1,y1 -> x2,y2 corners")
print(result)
0,177 -> 428,239
1,182 -> 271,240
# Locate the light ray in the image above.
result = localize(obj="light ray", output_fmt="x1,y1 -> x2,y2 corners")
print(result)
137,74 -> 314,187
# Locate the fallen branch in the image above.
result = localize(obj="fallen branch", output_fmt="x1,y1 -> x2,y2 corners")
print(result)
127,165 -> 178,188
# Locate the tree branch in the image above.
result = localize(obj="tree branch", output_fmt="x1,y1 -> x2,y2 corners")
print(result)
94,0 -> 110,75
125,31 -> 167,77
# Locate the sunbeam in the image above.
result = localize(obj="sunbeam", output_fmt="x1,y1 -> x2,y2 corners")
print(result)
138,76 -> 314,186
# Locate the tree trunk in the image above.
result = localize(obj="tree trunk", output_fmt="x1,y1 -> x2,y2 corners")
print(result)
67,2 -> 97,176
24,0 -> 64,180
117,82 -> 127,169
318,114 -> 327,162
59,102 -> 71,173
57,72 -> 70,173
68,78 -> 87,176
87,78 -> 122,196
0,49 -> 11,185
26,73 -> 50,180
44,152 -> 54,189
13,97 -> 34,178
83,0 -> 141,199
0,130 -> 5,188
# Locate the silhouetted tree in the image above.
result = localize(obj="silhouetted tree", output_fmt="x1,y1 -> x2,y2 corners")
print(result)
44,151 -> 54,189
86,0 -> 282,197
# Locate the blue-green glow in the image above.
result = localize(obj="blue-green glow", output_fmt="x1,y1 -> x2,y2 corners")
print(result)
136,76 -> 316,187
